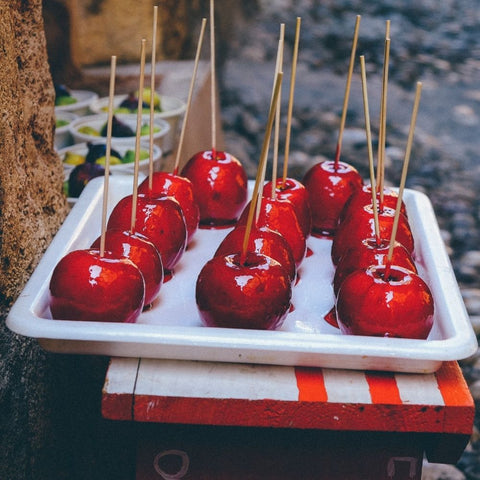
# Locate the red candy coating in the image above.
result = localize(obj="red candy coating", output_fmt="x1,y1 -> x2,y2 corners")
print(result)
107,194 -> 187,273
49,249 -> 145,323
303,160 -> 363,237
214,225 -> 297,283
331,204 -> 414,265
336,264 -> 434,339
196,252 -> 292,330
91,229 -> 163,307
263,177 -> 312,238
138,172 -> 199,244
181,150 -> 248,227
237,196 -> 307,267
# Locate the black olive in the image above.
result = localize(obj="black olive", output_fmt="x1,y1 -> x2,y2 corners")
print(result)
68,162 -> 105,198
101,115 -> 135,138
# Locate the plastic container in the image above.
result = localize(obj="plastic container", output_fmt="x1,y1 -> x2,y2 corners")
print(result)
89,94 -> 186,153
59,141 -> 162,178
54,111 -> 79,149
69,113 -> 170,150
55,89 -> 99,116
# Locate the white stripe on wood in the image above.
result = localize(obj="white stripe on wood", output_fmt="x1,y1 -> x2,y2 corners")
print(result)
395,372 -> 444,406
103,357 -> 140,394
135,359 -> 299,401
322,369 -> 372,403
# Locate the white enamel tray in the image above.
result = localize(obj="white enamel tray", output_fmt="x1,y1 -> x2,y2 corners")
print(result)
7,176 -> 478,373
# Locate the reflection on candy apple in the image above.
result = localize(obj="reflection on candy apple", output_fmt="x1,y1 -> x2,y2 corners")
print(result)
107,194 -> 187,275
181,150 -> 248,227
196,252 -> 292,330
237,196 -> 307,267
91,229 -> 163,307
138,172 -> 200,244
333,238 -> 417,296
336,264 -> 434,339
49,249 -> 145,323
302,160 -> 363,237
331,204 -> 414,265
263,177 -> 312,238
214,225 -> 297,284
338,184 -> 407,226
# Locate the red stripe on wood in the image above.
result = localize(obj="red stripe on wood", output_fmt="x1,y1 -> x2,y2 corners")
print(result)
132,395 -> 452,433
435,361 -> 474,407
102,392 -> 134,421
365,371 -> 402,405
435,361 -> 475,435
294,367 -> 328,402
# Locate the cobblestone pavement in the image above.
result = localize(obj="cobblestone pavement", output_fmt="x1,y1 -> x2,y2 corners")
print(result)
218,1 -> 480,478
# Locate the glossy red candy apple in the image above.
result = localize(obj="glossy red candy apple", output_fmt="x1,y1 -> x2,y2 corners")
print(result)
196,251 -> 292,330
214,225 -> 297,284
138,172 -> 200,244
181,150 -> 248,227
91,229 -> 164,307
333,237 -> 417,296
302,160 -> 363,237
263,178 -> 312,238
336,264 -> 434,339
237,196 -> 307,268
107,194 -> 187,275
338,184 -> 407,226
49,249 -> 145,323
331,204 -> 414,265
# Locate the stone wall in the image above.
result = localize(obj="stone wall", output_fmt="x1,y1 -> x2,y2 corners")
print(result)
0,4 -> 68,308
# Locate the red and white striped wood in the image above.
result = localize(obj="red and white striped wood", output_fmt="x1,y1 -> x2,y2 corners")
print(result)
102,358 -> 473,436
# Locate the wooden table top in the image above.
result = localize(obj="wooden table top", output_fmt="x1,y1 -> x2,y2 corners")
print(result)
102,358 -> 474,437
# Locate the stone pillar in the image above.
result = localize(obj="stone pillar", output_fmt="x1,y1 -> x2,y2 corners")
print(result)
0,1 -> 68,306
0,2 -> 121,479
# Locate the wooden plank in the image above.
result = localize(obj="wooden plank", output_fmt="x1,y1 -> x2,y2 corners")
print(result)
102,358 -> 473,437
101,357 -> 140,421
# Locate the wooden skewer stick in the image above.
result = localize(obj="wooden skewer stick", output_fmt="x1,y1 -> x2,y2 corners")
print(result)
282,16 -> 301,186
360,56 -> 380,243
271,23 -> 285,201
241,72 -> 284,262
385,81 -> 422,277
333,14 -> 361,170
376,22 -> 391,207
147,5 -> 159,190
172,18 -> 207,176
130,38 -> 147,234
99,55 -> 117,258
210,0 -> 217,155
256,24 -> 284,216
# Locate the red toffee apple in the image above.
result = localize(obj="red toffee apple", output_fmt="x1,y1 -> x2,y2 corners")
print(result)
331,204 -> 414,265
91,229 -> 164,307
263,178 -> 312,238
214,225 -> 297,284
181,150 -> 248,227
333,238 -> 417,296
237,196 -> 307,268
196,252 -> 292,330
138,173 -> 200,244
336,264 -> 434,339
107,194 -> 187,275
49,249 -> 145,323
302,160 -> 363,237
338,184 -> 407,226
